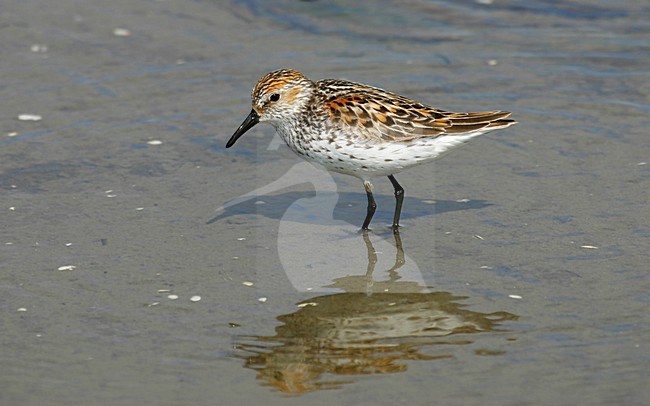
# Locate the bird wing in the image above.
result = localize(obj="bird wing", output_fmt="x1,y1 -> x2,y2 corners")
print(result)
319,80 -> 515,142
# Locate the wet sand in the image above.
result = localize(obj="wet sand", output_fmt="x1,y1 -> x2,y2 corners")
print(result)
1,1 -> 648,404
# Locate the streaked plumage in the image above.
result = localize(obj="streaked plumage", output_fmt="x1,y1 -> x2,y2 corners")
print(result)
227,69 -> 516,232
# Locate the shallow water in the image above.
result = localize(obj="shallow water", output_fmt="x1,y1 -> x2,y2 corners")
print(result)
1,0 -> 648,404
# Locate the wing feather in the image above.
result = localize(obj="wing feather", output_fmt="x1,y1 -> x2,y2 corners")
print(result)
319,80 -> 516,142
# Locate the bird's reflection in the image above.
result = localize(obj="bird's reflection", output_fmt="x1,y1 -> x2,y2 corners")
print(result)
234,233 -> 519,396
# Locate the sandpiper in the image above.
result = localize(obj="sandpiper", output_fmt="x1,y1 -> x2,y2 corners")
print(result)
226,69 -> 516,232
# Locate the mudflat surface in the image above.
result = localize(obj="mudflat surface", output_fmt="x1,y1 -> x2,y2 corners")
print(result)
1,1 -> 648,404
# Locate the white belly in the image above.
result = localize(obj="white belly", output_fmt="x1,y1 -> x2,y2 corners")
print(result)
291,132 -> 485,179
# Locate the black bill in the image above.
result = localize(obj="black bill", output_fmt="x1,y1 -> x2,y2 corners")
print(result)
226,109 -> 260,148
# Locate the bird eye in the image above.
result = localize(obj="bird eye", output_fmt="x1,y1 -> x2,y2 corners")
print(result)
269,93 -> 280,102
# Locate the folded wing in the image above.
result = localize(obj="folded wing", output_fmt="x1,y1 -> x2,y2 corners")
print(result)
320,80 -> 516,142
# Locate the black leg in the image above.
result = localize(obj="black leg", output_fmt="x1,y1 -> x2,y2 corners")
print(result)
387,175 -> 404,232
361,181 -> 376,230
